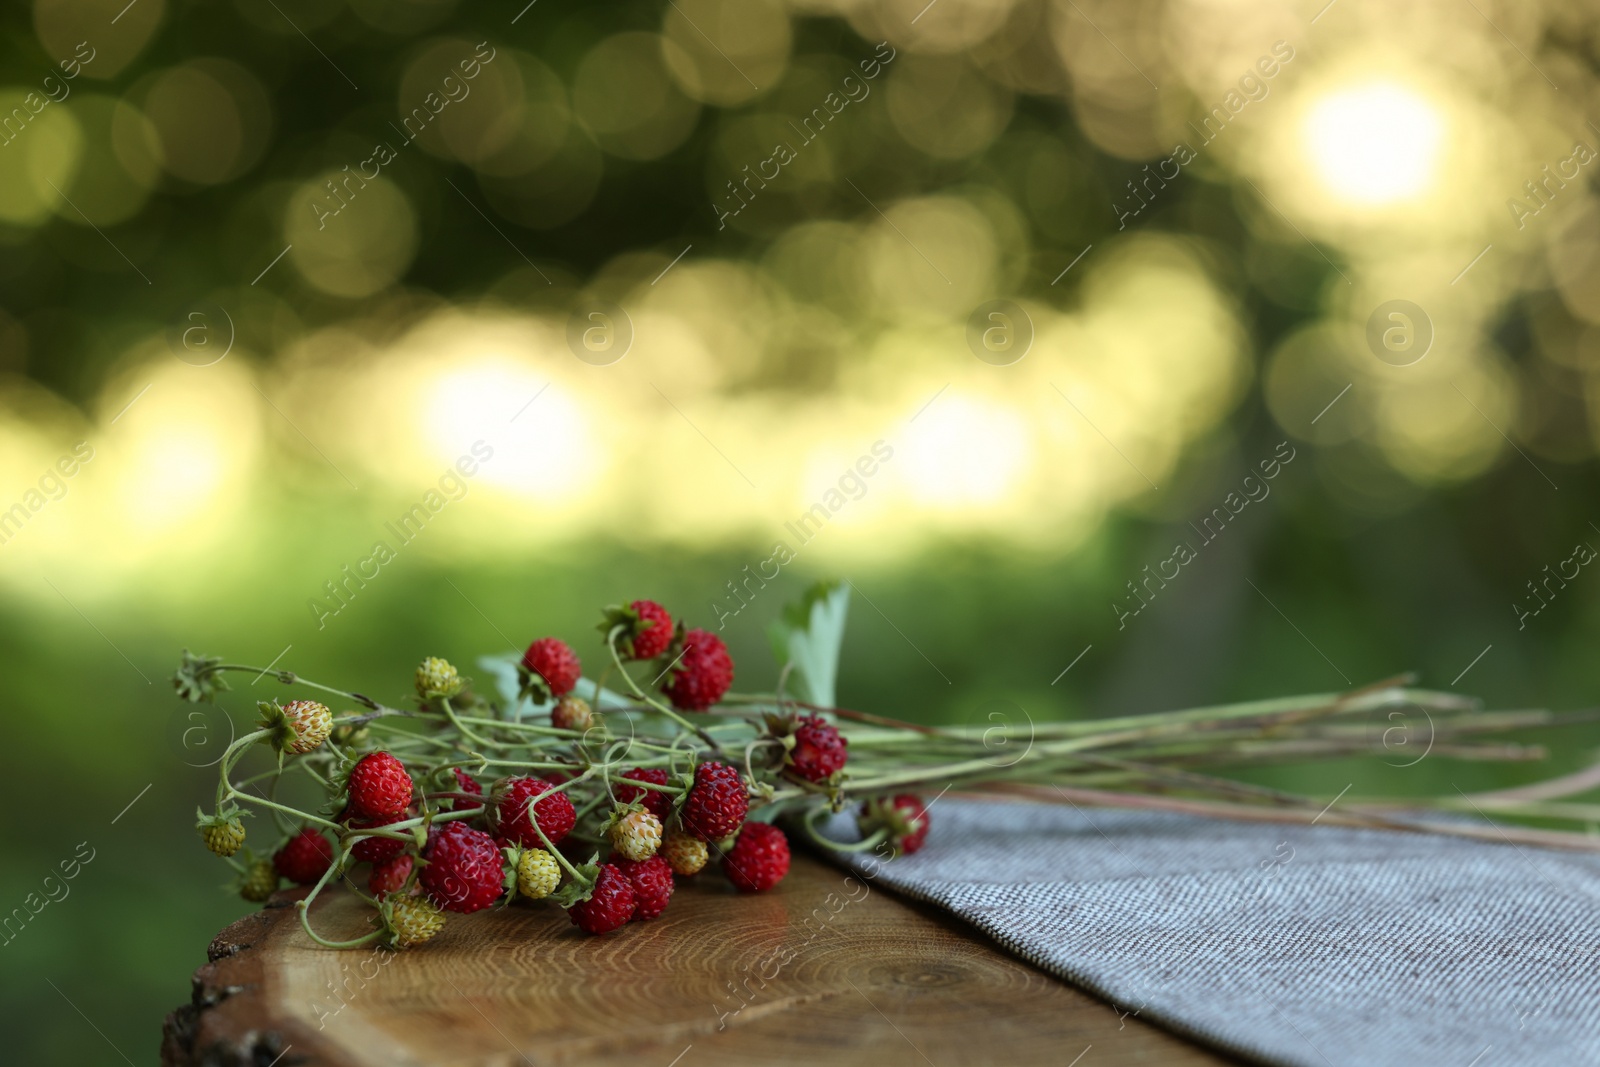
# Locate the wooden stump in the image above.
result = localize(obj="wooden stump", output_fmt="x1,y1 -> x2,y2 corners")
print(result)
163,854 -> 1233,1066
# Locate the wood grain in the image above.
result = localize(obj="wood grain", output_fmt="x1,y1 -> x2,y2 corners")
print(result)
163,854 -> 1236,1066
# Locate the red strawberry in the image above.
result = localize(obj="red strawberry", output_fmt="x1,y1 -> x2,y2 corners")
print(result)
420,822 -> 505,913
368,854 -> 413,895
788,716 -> 848,782
274,828 -> 334,885
494,777 -> 577,848
567,863 -> 636,934
615,767 -> 673,821
863,794 -> 931,856
628,600 -> 674,660
450,768 -> 484,812
350,813 -> 409,864
347,752 -> 413,820
680,761 -> 747,842
661,628 -> 734,711
611,854 -> 673,920
724,822 -> 790,893
522,637 -> 581,697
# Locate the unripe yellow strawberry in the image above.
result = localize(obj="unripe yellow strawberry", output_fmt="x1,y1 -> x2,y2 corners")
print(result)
239,860 -> 278,902
609,809 -> 662,862
661,830 -> 708,876
415,657 -> 463,699
551,695 -> 594,732
200,817 -> 246,857
384,894 -> 446,948
515,848 -> 561,900
331,723 -> 369,748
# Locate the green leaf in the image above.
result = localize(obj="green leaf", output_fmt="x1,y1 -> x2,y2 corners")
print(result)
767,580 -> 850,708
549,862 -> 601,908
173,649 -> 228,703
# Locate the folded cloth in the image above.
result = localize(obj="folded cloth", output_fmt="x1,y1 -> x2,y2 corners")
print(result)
827,799 -> 1600,1067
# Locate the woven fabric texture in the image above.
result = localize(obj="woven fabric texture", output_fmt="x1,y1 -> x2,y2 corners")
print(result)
831,800 -> 1600,1067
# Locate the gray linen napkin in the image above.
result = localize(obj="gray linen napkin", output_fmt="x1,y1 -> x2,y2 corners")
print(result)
828,799 -> 1600,1067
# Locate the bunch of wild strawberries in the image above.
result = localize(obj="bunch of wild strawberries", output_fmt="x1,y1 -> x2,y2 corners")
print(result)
184,599 -> 931,950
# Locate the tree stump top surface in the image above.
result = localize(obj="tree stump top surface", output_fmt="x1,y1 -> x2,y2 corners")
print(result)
163,854 -> 1233,1066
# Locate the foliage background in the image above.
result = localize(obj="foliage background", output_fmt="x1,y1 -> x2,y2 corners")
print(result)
4,0 -> 1600,1061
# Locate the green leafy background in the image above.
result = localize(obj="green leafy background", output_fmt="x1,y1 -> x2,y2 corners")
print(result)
3,0 -> 1600,1062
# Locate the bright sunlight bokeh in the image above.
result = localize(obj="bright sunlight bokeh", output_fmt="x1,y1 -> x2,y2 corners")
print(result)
1302,81 -> 1444,205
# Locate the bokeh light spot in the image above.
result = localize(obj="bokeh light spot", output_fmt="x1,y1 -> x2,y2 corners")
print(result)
0,87 -> 82,225
285,173 -> 419,298
1302,82 -> 1442,205
902,394 -> 1030,506
425,358 -> 601,500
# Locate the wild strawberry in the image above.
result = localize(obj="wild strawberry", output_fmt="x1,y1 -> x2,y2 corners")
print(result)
369,854 -> 413,895
415,656 -> 463,699
859,794 -> 930,856
347,752 -> 413,820
631,600 -> 674,659
449,767 -> 484,812
330,723 -> 370,748
349,813 -> 409,864
198,814 -> 246,857
275,828 -> 334,885
615,768 -> 673,821
551,695 -> 594,732
661,628 -> 734,711
259,699 -> 333,755
494,777 -> 577,848
601,600 -> 674,660
420,822 -> 505,913
680,761 -> 747,841
514,847 -> 561,901
521,637 -> 581,697
566,863 -> 636,935
661,830 -> 708,877
239,859 -> 279,902
724,822 -> 790,892
383,893 -> 446,948
612,854 -> 673,920
609,809 -> 663,862
788,715 -> 848,782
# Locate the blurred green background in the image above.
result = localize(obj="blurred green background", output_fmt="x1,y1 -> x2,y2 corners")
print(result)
6,0 -> 1600,1062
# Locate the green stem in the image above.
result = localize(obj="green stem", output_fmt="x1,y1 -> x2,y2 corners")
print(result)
214,729 -> 272,809
533,820 -> 590,884
606,641 -> 724,754
206,663 -> 414,723
292,846 -> 383,949
798,806 -> 888,852
440,696 -> 490,748
296,907 -> 381,950
227,789 -> 342,831
574,791 -> 612,820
